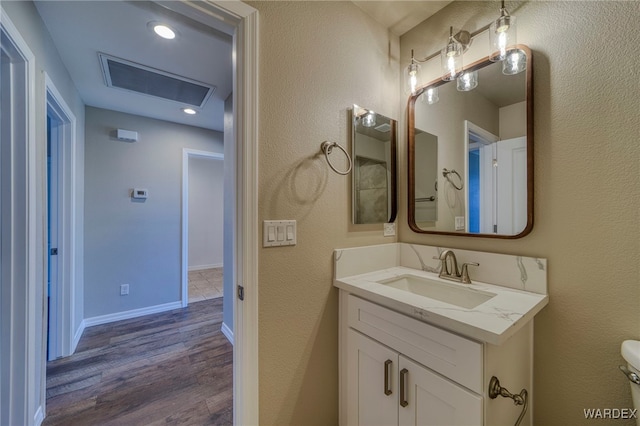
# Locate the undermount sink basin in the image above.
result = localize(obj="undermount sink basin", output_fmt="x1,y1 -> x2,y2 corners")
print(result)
377,274 -> 496,309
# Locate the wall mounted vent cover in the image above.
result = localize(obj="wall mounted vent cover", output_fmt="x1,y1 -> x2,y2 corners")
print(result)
98,53 -> 215,108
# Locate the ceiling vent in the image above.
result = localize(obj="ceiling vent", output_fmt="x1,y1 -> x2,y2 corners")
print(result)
98,53 -> 215,108
374,123 -> 392,133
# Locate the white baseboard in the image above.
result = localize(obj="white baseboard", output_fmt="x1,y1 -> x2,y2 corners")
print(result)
34,405 -> 44,426
221,322 -> 234,345
71,319 -> 86,354
83,301 -> 183,328
188,263 -> 223,272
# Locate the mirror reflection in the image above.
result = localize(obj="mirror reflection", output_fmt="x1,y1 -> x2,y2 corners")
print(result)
408,47 -> 532,237
352,105 -> 397,224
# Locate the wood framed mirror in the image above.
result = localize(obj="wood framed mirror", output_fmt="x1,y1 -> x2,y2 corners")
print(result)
352,105 -> 397,224
408,45 -> 533,238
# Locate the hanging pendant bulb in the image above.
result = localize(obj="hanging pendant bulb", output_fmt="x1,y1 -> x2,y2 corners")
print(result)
489,0 -> 517,62
405,50 -> 422,95
503,49 -> 526,74
457,71 -> 478,91
361,111 -> 376,128
422,87 -> 439,104
441,26 -> 463,81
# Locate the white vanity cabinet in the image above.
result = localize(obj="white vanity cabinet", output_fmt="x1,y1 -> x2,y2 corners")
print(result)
347,329 -> 482,426
339,291 -> 533,426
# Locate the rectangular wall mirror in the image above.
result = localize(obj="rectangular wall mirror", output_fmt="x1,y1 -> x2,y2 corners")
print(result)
352,105 -> 397,224
408,46 -> 533,238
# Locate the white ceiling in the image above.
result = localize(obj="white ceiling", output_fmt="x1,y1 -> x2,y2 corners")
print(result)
35,1 -> 232,132
34,1 -> 448,133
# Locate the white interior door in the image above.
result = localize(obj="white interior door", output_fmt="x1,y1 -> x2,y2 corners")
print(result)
47,114 -> 60,361
496,136 -> 527,234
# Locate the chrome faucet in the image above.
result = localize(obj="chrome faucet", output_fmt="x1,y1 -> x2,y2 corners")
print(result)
434,250 -> 479,284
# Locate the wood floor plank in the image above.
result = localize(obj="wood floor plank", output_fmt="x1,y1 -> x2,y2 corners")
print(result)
43,299 -> 232,426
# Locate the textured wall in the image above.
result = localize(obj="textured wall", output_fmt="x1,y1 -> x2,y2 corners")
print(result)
250,1 -> 399,424
188,156 -> 224,269
84,107 -> 223,318
400,2 -> 640,425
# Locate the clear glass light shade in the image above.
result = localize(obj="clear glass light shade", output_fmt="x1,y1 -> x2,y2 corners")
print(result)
405,63 -> 421,95
421,87 -> 439,104
457,71 -> 478,91
361,112 -> 376,128
489,12 -> 516,62
503,49 -> 526,75
440,38 -> 463,81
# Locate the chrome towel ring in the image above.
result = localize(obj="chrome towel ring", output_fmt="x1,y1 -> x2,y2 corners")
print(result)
442,168 -> 463,190
321,141 -> 352,175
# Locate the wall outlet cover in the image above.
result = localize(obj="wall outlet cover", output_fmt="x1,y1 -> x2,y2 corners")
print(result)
455,216 -> 465,231
383,222 -> 396,237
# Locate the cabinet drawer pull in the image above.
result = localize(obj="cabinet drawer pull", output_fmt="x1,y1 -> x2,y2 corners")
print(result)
384,360 -> 393,395
400,368 -> 409,407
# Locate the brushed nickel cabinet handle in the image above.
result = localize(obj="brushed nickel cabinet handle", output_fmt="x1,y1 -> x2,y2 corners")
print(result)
384,360 -> 393,396
400,368 -> 409,407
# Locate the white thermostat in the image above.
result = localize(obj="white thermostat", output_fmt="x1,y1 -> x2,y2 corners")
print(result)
131,188 -> 148,200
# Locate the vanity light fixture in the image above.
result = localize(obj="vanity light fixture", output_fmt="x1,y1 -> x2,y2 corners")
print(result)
405,50 -> 422,95
422,87 -> 439,104
441,26 -> 464,81
182,107 -> 197,115
489,0 -> 516,62
457,70 -> 478,91
361,111 -> 377,128
503,49 -> 527,75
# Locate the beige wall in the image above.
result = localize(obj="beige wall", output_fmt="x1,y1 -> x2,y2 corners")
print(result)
400,2 -> 640,425
250,1 -> 638,424
250,2 -> 399,424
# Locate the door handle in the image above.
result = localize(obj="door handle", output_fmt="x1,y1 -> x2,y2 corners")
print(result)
384,360 -> 393,395
400,368 -> 409,407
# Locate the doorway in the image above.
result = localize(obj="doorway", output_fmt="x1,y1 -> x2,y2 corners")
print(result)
0,11 -> 39,425
1,1 -> 259,423
45,75 -> 77,362
182,150 -> 225,307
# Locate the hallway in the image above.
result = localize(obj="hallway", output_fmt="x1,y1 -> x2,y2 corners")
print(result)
43,299 -> 232,425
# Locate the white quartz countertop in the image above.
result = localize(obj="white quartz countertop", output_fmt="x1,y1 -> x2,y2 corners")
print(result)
334,266 -> 548,345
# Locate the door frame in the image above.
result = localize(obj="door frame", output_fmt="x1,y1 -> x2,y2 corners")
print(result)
0,9 -> 39,425
160,2 -> 259,425
45,73 -> 78,361
181,149 -> 224,307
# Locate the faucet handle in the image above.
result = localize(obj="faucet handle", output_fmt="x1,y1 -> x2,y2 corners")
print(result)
460,262 -> 479,284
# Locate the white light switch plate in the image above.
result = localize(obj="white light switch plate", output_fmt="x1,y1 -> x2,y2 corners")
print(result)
455,216 -> 465,231
383,222 -> 396,237
263,220 -> 297,247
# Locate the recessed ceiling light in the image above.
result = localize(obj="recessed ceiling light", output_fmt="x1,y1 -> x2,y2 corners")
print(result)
182,108 -> 197,115
148,22 -> 176,40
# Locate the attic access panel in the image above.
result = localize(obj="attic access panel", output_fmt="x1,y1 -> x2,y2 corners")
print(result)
99,53 -> 215,108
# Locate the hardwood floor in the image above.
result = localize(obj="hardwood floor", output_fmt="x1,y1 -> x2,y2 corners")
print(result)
43,299 -> 233,425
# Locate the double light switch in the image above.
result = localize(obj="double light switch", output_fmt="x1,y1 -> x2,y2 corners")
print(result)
263,220 -> 297,247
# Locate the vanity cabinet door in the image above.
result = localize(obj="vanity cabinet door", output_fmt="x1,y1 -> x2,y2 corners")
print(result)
398,356 -> 482,426
346,329 -> 398,426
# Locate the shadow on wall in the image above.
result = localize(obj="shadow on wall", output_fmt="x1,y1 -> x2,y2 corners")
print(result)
263,151 -> 330,221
